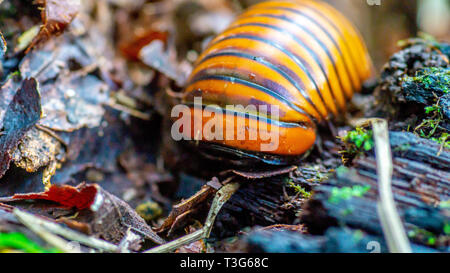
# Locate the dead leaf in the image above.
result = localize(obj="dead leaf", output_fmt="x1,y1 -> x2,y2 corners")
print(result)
138,40 -> 188,86
20,37 -> 109,132
11,183 -> 97,210
0,78 -> 42,178
26,0 -> 81,53
4,183 -> 165,245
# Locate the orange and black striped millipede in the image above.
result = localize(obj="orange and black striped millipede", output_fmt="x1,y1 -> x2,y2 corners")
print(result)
179,0 -> 374,165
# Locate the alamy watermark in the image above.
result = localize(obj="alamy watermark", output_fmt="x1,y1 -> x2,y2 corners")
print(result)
170,97 -> 280,152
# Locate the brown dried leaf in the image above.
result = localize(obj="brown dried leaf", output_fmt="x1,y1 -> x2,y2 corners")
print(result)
26,0 -> 81,52
0,78 -> 42,178
2,183 -> 165,245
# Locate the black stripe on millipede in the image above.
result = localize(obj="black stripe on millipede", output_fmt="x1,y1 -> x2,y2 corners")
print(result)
236,13 -> 348,110
275,6 -> 359,93
301,3 -> 366,80
229,21 -> 341,114
211,34 -> 328,120
188,74 -> 315,121
189,68 -> 315,120
183,102 -> 311,129
194,50 -> 319,120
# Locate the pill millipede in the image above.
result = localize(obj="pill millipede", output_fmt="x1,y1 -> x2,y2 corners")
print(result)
177,0 -> 374,165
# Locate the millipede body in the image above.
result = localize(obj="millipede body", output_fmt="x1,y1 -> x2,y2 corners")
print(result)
179,0 -> 374,162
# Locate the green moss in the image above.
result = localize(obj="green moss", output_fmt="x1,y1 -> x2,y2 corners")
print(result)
344,128 -> 374,151
424,105 -> 440,114
408,228 -> 438,246
409,67 -> 450,94
339,128 -> 374,165
415,101 -> 444,139
439,200 -> 450,209
431,133 -> 450,149
286,181 -> 311,199
0,232 -> 60,253
328,185 -> 371,204
135,201 -> 163,222
444,222 -> 450,235
340,207 -> 354,216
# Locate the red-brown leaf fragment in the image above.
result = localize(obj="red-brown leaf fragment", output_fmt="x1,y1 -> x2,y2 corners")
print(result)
12,183 -> 97,210
8,183 -> 166,245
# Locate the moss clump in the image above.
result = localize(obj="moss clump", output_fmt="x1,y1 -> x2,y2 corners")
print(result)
414,101 -> 444,139
286,180 -> 311,199
346,128 -> 374,151
407,227 -> 438,246
408,67 -> 450,94
328,185 -> 371,204
339,128 -> 374,165
136,201 -> 163,222
439,200 -> 450,209
444,222 -> 450,235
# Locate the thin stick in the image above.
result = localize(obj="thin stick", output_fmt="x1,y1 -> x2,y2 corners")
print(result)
35,124 -> 68,148
372,119 -> 412,253
13,208 -> 119,252
14,208 -> 79,253
145,182 -> 240,253
107,99 -> 151,120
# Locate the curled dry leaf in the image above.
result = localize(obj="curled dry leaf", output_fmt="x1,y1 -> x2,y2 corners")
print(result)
26,0 -> 81,53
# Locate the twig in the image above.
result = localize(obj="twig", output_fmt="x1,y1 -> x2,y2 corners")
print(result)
145,182 -> 240,253
35,124 -> 68,149
106,99 -> 151,120
13,208 -> 119,252
13,208 -> 79,253
372,119 -> 412,253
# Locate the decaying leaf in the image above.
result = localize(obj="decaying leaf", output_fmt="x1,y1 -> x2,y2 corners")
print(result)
20,36 -> 109,132
26,0 -> 81,52
6,183 -> 165,245
138,40 -> 189,86
0,78 -> 42,178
